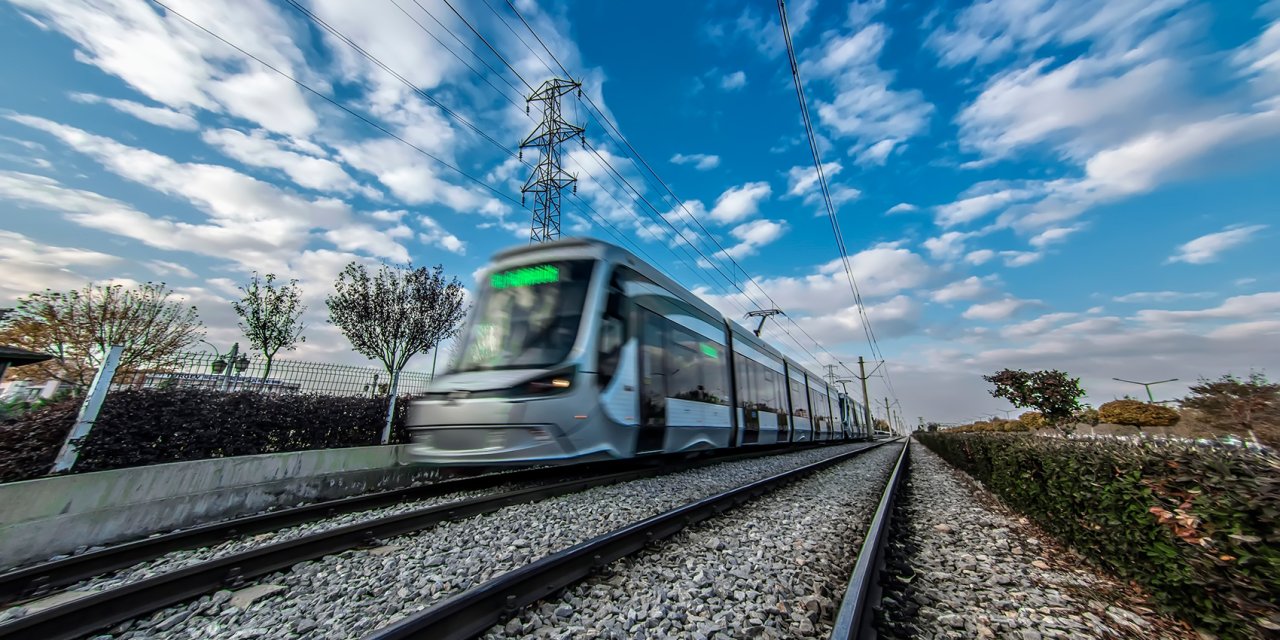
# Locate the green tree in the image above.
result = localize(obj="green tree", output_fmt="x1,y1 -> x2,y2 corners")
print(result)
326,263 -> 467,442
232,272 -> 306,382
983,368 -> 1085,433
1180,372 -> 1280,447
0,282 -> 202,389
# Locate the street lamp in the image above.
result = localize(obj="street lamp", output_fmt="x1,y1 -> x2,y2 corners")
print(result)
1112,377 -> 1178,403
201,340 -> 249,390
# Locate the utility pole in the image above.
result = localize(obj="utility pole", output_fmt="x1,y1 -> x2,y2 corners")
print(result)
744,309 -> 784,337
855,356 -> 882,439
884,397 -> 892,435
521,78 -> 584,244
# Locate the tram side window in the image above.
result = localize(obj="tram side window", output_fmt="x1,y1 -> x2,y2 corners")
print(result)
791,378 -> 808,417
667,323 -> 729,405
759,366 -> 778,414
640,311 -> 666,426
596,277 -> 626,387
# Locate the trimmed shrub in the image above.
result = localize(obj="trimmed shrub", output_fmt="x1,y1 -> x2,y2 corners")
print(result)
0,388 -> 410,483
916,432 -> 1279,638
1100,399 -> 1181,427
1019,411 -> 1046,429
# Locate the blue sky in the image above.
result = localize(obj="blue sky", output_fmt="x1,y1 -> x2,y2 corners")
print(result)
0,0 -> 1277,423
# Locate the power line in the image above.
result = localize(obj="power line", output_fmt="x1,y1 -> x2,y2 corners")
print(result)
501,0 -> 860,376
148,0 -> 519,209
440,0 -> 534,91
776,0 -> 898,402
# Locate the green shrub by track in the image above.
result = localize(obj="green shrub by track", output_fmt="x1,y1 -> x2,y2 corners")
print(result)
0,389 -> 409,483
915,432 -> 1278,639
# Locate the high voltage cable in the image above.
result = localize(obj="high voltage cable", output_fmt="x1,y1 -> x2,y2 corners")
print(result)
407,0 -> 528,100
776,0 -> 898,401
383,0 -> 524,112
147,0 -> 519,209
498,2 -> 861,376
440,0 -> 533,91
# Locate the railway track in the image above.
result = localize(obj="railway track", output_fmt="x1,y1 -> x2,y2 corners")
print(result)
367,439 -> 908,639
0,441 -> 859,639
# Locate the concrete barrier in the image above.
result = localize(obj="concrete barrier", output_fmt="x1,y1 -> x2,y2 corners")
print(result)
0,445 -> 436,569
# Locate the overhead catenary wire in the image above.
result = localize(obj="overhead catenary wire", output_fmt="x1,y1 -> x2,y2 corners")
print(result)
776,0 -> 899,402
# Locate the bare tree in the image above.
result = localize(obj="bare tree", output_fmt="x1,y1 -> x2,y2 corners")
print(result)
327,262 -> 467,442
0,282 -> 203,389
1181,372 -> 1280,447
232,272 -> 306,382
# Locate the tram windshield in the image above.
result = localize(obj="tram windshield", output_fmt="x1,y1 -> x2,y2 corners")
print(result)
453,260 -> 595,372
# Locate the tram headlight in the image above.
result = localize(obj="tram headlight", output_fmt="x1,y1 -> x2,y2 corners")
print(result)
523,367 -> 576,396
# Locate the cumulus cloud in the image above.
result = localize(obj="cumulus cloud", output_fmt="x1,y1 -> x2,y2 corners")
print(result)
69,92 -> 198,130
932,276 -> 997,304
720,70 -> 747,90
800,22 -> 933,165
1112,290 -> 1214,303
963,297 -> 1040,321
709,181 -> 772,224
0,229 -> 121,302
886,202 -> 917,214
670,153 -> 721,170
202,128 -> 362,193
1166,224 -> 1267,264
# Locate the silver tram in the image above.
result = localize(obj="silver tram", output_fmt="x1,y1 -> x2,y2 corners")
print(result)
404,238 -> 871,465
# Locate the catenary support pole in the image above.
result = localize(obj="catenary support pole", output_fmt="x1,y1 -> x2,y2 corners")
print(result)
52,344 -> 123,473
858,356 -> 872,439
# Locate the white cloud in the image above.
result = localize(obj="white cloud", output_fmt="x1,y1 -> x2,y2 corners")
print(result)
935,181 -> 1038,227
202,128 -> 361,193
964,249 -> 995,265
145,259 -> 197,279
0,230 -> 121,302
719,218 -> 788,260
670,153 -> 721,170
720,70 -> 747,90
932,275 -> 997,303
418,214 -> 466,255
1135,292 -> 1280,323
1112,291 -> 1213,303
709,181 -> 772,224
926,0 -> 1189,68
801,23 -> 934,165
1166,224 -> 1267,264
1028,225 -> 1082,248
999,250 -> 1043,267
69,92 -> 198,130
785,163 -> 860,212
921,231 -> 974,261
963,296 -> 1040,321
886,202 -> 917,214
14,0 -> 319,137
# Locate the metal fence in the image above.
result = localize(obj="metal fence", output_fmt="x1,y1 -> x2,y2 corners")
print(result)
110,351 -> 437,397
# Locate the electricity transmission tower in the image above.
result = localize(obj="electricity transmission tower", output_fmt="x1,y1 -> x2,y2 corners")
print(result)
520,78 -> 584,244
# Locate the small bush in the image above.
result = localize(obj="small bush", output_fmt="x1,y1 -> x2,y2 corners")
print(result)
0,397 -> 80,483
1100,399 -> 1181,427
916,432 -> 1279,639
1019,411 -> 1046,429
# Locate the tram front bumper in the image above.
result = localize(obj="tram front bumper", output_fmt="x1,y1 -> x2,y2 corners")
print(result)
404,424 -> 577,465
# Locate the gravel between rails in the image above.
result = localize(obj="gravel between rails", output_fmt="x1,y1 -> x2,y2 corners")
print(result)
876,441 -> 1193,640
481,442 -> 903,640
79,443 -> 874,640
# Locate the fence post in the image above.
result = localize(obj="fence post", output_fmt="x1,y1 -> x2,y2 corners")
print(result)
380,368 -> 402,445
51,344 -> 124,474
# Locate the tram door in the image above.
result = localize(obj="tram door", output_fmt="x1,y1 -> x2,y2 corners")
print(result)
636,309 -> 667,453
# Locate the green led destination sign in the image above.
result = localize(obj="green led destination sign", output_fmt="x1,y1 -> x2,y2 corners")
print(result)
491,264 -> 560,289
699,343 -> 719,359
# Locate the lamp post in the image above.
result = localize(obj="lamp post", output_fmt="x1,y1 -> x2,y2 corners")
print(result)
203,341 -> 249,391
1112,377 -> 1178,403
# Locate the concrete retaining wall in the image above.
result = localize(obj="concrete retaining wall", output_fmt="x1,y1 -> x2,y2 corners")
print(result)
0,445 -> 435,569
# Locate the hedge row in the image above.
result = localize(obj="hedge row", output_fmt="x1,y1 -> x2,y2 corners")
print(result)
0,388 -> 410,483
1099,399 -> 1181,427
915,432 -> 1279,638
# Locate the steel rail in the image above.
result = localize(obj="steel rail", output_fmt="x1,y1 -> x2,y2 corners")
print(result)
363,439 -> 897,640
0,441 -> 844,640
830,439 -> 910,640
0,441 -> 817,605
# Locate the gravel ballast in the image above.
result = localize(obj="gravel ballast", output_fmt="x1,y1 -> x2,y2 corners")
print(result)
72,442 -> 875,639
482,441 -> 903,639
876,441 -> 1193,640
